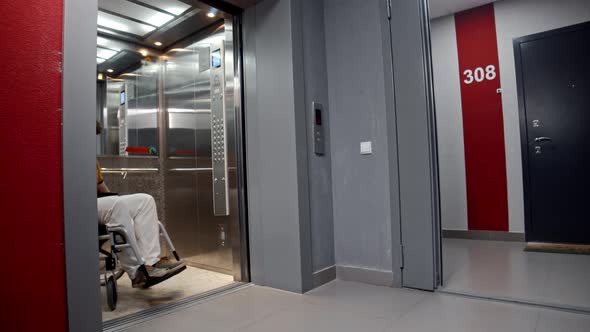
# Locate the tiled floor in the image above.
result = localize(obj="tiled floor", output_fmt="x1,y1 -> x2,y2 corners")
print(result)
442,238 -> 590,309
120,280 -> 590,332
101,266 -> 234,321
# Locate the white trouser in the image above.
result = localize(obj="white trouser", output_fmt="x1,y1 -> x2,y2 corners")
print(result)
98,193 -> 161,279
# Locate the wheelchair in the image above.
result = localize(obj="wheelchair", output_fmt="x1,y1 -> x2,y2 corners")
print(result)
99,220 -> 183,311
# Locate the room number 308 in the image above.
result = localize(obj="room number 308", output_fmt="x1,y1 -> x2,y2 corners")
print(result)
463,65 -> 496,84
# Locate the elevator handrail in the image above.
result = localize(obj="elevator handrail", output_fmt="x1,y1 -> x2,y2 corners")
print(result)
100,167 -> 159,174
168,168 -> 213,172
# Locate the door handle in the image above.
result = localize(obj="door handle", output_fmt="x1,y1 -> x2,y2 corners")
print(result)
534,137 -> 552,143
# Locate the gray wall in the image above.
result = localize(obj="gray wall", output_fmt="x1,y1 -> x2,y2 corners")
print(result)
300,0 -> 336,277
243,0 -> 314,293
243,0 -> 337,292
243,0 -> 441,291
324,0 -> 394,283
431,0 -> 590,232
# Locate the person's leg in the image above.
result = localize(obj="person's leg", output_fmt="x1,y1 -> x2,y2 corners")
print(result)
118,194 -> 161,266
98,196 -> 142,279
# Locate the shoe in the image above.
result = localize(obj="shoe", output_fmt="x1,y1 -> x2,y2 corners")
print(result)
152,259 -> 186,271
131,265 -> 170,288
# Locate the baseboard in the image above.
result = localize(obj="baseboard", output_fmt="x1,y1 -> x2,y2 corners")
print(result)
336,265 -> 393,287
443,229 -> 525,242
313,265 -> 336,288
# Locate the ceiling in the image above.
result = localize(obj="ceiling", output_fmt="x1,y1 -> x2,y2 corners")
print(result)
220,0 -> 258,8
428,0 -> 499,19
96,0 -> 228,75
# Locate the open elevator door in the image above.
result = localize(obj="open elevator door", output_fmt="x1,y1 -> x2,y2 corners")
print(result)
384,0 -> 442,291
95,1 -> 248,287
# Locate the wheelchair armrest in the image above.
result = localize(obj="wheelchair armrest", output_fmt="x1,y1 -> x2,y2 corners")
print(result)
98,192 -> 119,198
98,224 -> 108,235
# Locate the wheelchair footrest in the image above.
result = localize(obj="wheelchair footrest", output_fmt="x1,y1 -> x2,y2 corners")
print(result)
141,265 -> 187,289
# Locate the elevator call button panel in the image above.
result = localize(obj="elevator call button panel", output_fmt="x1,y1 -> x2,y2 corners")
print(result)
210,44 -> 229,216
313,102 -> 325,155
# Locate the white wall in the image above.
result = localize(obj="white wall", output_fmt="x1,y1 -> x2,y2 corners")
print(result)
431,0 -> 590,232
431,15 -> 468,231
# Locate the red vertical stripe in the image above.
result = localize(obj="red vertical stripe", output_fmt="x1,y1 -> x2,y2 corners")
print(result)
0,1 -> 67,330
455,4 -> 509,231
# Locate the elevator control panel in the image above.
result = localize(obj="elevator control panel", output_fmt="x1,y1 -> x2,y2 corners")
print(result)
313,102 -> 326,155
118,85 -> 128,156
210,42 -> 229,216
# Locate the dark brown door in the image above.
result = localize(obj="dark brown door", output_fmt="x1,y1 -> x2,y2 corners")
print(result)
516,22 -> 590,244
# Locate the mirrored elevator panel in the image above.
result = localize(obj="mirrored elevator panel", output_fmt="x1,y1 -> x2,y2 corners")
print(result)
95,0 -> 246,321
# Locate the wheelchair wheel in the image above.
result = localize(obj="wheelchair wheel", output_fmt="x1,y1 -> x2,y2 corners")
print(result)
106,276 -> 117,311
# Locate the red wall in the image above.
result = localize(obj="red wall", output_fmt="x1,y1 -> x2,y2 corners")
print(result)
0,1 -> 67,330
455,4 -> 509,231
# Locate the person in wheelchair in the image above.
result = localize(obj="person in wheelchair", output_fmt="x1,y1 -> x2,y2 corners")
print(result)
97,122 -> 186,288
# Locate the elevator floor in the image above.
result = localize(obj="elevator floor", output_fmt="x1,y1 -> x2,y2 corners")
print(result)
442,238 -> 590,310
101,266 -> 234,321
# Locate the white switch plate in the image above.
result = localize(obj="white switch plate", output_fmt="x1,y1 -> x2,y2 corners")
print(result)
360,141 -> 372,155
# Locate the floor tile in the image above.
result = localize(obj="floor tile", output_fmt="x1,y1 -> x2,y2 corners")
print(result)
120,280 -> 589,332
535,308 -> 590,332
102,266 -> 234,321
121,286 -> 304,332
384,293 -> 540,332
304,280 -> 429,319
441,239 -> 590,309
237,305 -> 392,332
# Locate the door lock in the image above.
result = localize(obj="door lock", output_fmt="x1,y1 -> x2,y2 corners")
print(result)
535,146 -> 542,154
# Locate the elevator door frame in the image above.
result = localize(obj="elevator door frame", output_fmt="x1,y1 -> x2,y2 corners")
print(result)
382,0 -> 442,291
62,1 -> 250,330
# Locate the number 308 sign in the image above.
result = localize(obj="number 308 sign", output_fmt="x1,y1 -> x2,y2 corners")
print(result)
463,65 -> 497,84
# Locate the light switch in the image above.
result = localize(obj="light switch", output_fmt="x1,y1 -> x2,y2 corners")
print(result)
360,141 -> 372,155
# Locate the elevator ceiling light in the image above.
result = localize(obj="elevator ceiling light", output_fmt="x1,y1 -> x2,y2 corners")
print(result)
97,47 -> 118,60
137,0 -> 191,16
98,0 -> 174,27
154,41 -> 163,46
169,48 -> 191,52
107,69 -> 114,73
96,36 -> 121,51
97,11 -> 155,36
207,12 -> 215,18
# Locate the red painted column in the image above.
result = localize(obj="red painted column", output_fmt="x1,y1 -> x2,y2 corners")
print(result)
455,4 -> 509,231
0,1 -> 67,330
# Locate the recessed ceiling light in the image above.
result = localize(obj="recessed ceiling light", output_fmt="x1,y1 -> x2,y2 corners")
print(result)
207,12 -> 215,18
97,47 -> 118,60
107,69 -> 114,73
154,41 -> 163,46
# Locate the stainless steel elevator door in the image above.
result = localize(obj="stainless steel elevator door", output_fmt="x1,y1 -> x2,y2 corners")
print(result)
163,26 -> 238,276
